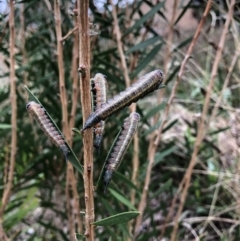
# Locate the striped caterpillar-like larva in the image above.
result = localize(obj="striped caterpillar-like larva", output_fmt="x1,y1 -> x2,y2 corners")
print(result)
104,112 -> 140,192
82,69 -> 163,131
91,73 -> 108,153
26,101 -> 69,161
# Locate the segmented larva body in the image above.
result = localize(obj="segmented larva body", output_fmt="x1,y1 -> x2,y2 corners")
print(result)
82,69 -> 163,131
91,73 -> 108,153
26,101 -> 69,161
104,112 -> 140,192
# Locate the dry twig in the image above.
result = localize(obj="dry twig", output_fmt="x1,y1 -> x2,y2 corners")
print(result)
157,1 -> 213,239
170,1 -> 235,240
110,2 -> 140,238
54,1 -> 82,239
77,0 -> 95,239
0,0 -> 17,220
134,0 -> 178,234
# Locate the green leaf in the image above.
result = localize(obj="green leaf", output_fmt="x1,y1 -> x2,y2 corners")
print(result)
24,85 -> 83,174
209,127 -> 230,135
163,119 -> 178,132
123,1 -> 165,37
75,233 -> 85,240
174,0 -> 193,26
142,102 -> 166,122
91,211 -> 140,226
151,179 -> 172,199
165,65 -> 180,85
173,36 -> 193,52
114,172 -> 141,195
109,188 -> 137,211
126,36 -> 162,54
154,146 -> 177,167
0,124 -> 11,129
131,43 -> 163,78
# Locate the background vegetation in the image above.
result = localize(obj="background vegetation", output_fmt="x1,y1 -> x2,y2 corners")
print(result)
0,0 -> 240,240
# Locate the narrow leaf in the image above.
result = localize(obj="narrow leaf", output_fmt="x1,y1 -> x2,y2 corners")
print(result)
151,179 -> 172,199
109,189 -> 137,211
75,233 -> 85,240
0,124 -> 11,129
123,1 -> 165,37
126,36 -> 161,54
154,146 -> 176,167
91,211 -> 140,226
131,43 -> 163,78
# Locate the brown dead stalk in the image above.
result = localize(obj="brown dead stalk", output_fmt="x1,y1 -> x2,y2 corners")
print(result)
0,1 -> 17,240
77,0 -> 95,240
170,1 -> 235,240
134,0 -> 179,235
54,0 -> 82,239
110,2 -> 140,237
158,1 -> 213,238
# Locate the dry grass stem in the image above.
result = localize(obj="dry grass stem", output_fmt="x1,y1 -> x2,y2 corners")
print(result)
0,0 -> 17,226
134,139 -> 155,232
154,0 -> 213,146
110,0 -> 130,88
158,1 -> 213,239
133,0 -> 178,235
163,0 -> 178,78
77,0 -> 95,239
170,1 -> 235,240
110,2 -> 140,237
69,10 -> 82,232
209,47 -> 240,124
20,3 -> 28,89
54,1 -> 82,239
61,26 -> 78,42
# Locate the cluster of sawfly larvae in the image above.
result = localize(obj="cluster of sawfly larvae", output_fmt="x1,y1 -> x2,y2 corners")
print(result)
86,69 -> 164,191
26,69 -> 164,191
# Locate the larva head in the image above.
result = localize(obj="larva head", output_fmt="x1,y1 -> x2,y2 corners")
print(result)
130,112 -> 140,122
26,101 -> 37,111
81,112 -> 101,131
104,169 -> 113,193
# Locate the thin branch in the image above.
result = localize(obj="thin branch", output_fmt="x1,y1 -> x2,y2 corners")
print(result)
69,8 -> 82,233
154,0 -> 213,146
170,1 -> 235,240
110,0 -> 130,88
0,0 -> 17,223
159,1 -> 213,239
134,0 -> 178,234
209,46 -> 240,124
77,0 -> 95,239
61,26 -> 78,42
163,0 -> 178,77
134,138 -> 155,232
0,224 -> 10,241
54,1 -> 76,240
110,2 -> 139,238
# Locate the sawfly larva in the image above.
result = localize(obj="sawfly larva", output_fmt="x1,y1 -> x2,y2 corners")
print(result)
104,112 -> 140,192
91,73 -> 108,153
82,69 -> 163,131
26,101 -> 70,161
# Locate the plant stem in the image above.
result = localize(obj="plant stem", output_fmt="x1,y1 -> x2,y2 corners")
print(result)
54,1 -> 81,239
0,2 -> 17,240
158,1 -> 213,239
170,1 -> 235,240
0,0 -> 17,216
77,0 -> 95,239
